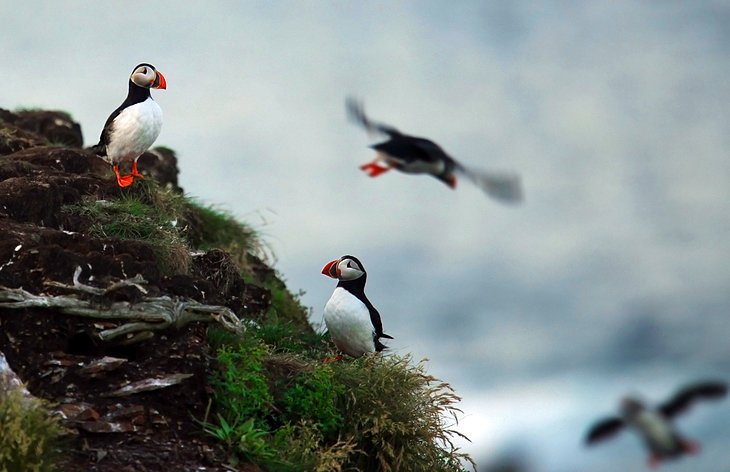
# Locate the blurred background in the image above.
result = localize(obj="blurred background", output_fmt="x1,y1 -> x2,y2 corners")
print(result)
2,1 -> 729,470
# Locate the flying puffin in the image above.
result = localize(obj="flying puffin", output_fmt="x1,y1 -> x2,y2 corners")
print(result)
346,97 -> 523,203
92,63 -> 166,187
585,380 -> 728,468
321,255 -> 393,358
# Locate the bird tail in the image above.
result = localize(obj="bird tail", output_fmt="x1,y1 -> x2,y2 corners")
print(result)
374,333 -> 394,352
457,165 -> 523,203
88,143 -> 105,155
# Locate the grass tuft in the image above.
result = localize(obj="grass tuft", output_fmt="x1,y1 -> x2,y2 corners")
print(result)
63,188 -> 190,275
0,392 -> 67,472
332,355 -> 475,472
184,201 -> 263,271
205,322 -> 474,472
61,180 -> 266,276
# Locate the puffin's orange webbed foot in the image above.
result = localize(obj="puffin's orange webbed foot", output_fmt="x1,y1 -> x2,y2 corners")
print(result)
323,355 -> 343,363
131,160 -> 144,179
360,161 -> 390,177
114,165 -> 135,187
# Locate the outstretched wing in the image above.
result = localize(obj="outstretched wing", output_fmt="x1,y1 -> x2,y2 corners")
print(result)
346,97 -> 402,138
659,381 -> 728,419
585,417 -> 625,445
455,164 -> 524,203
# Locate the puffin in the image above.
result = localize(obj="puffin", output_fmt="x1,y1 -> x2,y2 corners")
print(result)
321,255 -> 393,358
346,97 -> 523,203
92,63 -> 166,187
585,380 -> 728,468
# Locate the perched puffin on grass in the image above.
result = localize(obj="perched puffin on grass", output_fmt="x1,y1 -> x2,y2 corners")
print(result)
346,97 -> 523,203
585,380 -> 728,468
93,63 -> 166,187
321,255 -> 393,359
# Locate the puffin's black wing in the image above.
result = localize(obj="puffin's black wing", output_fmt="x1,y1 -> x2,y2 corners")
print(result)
360,299 -> 393,352
92,107 -> 124,155
585,417 -> 625,445
346,97 -> 402,138
659,381 -> 728,419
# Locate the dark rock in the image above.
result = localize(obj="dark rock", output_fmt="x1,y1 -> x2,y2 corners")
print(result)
13,109 -> 84,148
0,220 -> 160,295
136,147 -> 180,191
0,121 -> 48,155
0,107 -> 84,155
191,249 -> 250,312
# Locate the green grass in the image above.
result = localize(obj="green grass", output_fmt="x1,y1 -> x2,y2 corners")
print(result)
209,342 -> 273,430
0,392 -> 67,472
263,275 -> 314,334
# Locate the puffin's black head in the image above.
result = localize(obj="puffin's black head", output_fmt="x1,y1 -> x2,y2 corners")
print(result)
321,255 -> 366,282
620,397 -> 645,418
130,63 -> 167,90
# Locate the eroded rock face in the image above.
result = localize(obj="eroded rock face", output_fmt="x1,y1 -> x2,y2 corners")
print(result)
0,108 -> 84,153
12,109 -> 84,148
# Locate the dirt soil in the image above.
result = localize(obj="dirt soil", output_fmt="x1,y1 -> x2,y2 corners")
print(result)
0,108 -> 271,471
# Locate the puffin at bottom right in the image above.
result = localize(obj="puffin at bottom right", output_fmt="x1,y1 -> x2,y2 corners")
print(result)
584,380 -> 728,468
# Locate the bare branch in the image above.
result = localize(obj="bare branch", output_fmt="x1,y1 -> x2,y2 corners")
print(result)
45,266 -> 148,295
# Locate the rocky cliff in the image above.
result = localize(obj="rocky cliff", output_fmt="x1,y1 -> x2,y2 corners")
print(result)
0,107 -> 471,472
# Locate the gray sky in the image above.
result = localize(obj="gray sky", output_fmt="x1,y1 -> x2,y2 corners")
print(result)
2,1 -> 730,470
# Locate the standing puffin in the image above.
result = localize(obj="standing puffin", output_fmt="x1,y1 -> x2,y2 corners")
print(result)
93,63 -> 166,187
346,97 -> 523,203
585,380 -> 728,468
321,255 -> 393,358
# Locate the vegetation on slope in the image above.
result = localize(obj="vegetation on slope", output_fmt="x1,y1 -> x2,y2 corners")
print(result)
0,392 -> 66,472
205,322 -> 474,471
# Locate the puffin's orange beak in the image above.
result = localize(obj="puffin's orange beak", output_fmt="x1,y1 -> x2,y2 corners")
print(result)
153,71 -> 167,90
321,259 -> 340,279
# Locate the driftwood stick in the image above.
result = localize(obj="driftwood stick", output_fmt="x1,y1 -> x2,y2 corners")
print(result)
0,267 -> 245,343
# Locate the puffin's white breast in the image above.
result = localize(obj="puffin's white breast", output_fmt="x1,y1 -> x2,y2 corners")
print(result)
107,98 -> 163,164
323,287 -> 375,357
633,411 -> 676,452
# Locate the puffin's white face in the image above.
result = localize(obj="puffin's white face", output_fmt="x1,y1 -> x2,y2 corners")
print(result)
130,64 -> 166,89
321,256 -> 365,281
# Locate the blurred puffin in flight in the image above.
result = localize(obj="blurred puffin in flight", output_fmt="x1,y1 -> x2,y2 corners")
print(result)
93,63 -> 166,187
321,255 -> 393,359
346,97 -> 523,203
585,380 -> 727,468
